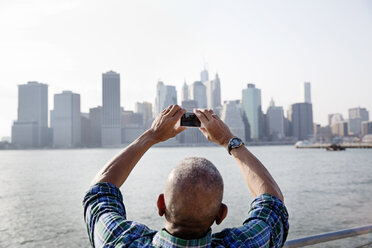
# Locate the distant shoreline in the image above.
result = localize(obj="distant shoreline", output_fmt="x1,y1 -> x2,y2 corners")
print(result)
0,141 -> 297,150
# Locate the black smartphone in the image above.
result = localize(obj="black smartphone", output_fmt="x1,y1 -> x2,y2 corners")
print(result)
180,113 -> 201,127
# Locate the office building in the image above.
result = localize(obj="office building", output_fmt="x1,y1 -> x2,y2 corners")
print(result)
81,113 -> 91,147
331,121 -> 348,137
12,121 -> 39,147
328,113 -> 344,126
266,99 -> 284,140
11,81 -> 48,147
189,81 -> 207,108
155,81 -> 177,116
303,82 -> 311,103
288,102 -> 314,141
314,124 -> 332,143
200,68 -> 209,83
221,100 -> 245,140
362,121 -> 372,136
181,81 -> 189,102
53,91 -> 81,147
242,84 -> 262,141
121,110 -> 144,143
89,106 -> 102,147
348,107 -> 369,135
101,71 -> 121,147
205,73 -> 222,110
135,102 -> 153,128
121,111 -> 143,127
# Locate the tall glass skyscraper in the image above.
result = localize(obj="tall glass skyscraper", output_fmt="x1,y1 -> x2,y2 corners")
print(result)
190,81 -> 207,108
11,81 -> 48,147
266,99 -> 284,140
348,107 -> 369,135
303,82 -> 311,103
221,100 -> 245,140
102,71 -> 121,147
200,69 -> 209,83
242,84 -> 262,141
53,91 -> 81,148
205,73 -> 222,110
288,102 -> 314,141
154,81 -> 177,116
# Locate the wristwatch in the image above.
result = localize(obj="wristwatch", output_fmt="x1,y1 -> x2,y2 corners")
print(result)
227,137 -> 244,155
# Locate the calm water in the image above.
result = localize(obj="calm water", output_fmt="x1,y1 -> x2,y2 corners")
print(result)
0,146 -> 372,247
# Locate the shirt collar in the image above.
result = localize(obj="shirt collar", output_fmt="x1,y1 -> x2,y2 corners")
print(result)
153,229 -> 212,248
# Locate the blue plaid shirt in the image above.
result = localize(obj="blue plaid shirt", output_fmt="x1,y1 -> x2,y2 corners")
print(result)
83,183 -> 289,247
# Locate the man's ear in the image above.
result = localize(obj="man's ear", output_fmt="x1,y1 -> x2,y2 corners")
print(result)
215,203 -> 228,225
157,193 -> 166,217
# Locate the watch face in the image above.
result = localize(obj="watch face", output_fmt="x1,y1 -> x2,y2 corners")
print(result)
231,138 -> 242,146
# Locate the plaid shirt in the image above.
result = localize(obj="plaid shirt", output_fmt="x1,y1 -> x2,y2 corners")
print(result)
83,183 -> 289,248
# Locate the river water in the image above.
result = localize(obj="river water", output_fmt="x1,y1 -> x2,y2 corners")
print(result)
0,146 -> 371,247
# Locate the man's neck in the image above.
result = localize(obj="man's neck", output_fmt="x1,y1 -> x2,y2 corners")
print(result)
165,222 -> 210,240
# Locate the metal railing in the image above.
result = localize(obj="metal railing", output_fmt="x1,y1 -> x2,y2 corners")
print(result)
284,224 -> 372,248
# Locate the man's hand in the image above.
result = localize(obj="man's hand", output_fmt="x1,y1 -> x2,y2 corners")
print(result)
194,109 -> 234,147
150,105 -> 187,144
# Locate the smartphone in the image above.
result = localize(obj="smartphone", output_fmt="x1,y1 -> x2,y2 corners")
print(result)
180,113 -> 201,127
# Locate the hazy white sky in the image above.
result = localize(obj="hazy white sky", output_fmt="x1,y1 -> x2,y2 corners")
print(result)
1,0 -> 371,138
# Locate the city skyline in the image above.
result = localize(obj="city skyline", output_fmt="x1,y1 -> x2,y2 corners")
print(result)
2,71 -> 371,140
1,0 -> 372,138
7,72 -> 371,148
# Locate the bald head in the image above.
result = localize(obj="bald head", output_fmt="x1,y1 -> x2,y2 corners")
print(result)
163,157 -> 224,236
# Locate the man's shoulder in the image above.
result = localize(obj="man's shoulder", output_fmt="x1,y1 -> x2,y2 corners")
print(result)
211,193 -> 289,247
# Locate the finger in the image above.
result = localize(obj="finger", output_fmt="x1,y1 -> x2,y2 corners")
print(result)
212,113 -> 220,120
199,108 -> 213,121
162,105 -> 173,115
166,104 -> 181,117
173,108 -> 186,121
194,109 -> 209,124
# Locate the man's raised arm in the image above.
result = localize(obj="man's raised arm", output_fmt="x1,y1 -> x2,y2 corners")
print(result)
194,109 -> 284,202
91,105 -> 186,187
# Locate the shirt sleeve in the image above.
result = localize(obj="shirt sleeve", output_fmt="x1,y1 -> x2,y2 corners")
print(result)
83,182 -> 155,248
244,193 -> 289,247
212,193 -> 289,248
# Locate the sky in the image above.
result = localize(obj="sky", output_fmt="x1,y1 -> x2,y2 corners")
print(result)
0,0 -> 371,138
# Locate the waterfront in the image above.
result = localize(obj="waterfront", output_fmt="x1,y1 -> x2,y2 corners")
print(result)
0,146 -> 371,247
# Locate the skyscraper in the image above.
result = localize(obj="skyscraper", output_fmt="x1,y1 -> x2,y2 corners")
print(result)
155,81 -> 177,116
205,73 -> 222,110
181,81 -> 189,102
288,102 -> 314,141
328,113 -> 344,126
303,82 -> 311,103
242,84 -> 262,141
53,91 -> 81,147
102,71 -> 121,147
266,99 -> 284,140
200,68 -> 209,83
348,107 -> 369,135
135,102 -> 153,128
89,106 -> 102,147
189,81 -> 207,108
221,100 -> 245,140
11,81 -> 48,147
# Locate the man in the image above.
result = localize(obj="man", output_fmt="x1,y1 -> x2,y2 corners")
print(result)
83,105 -> 289,247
